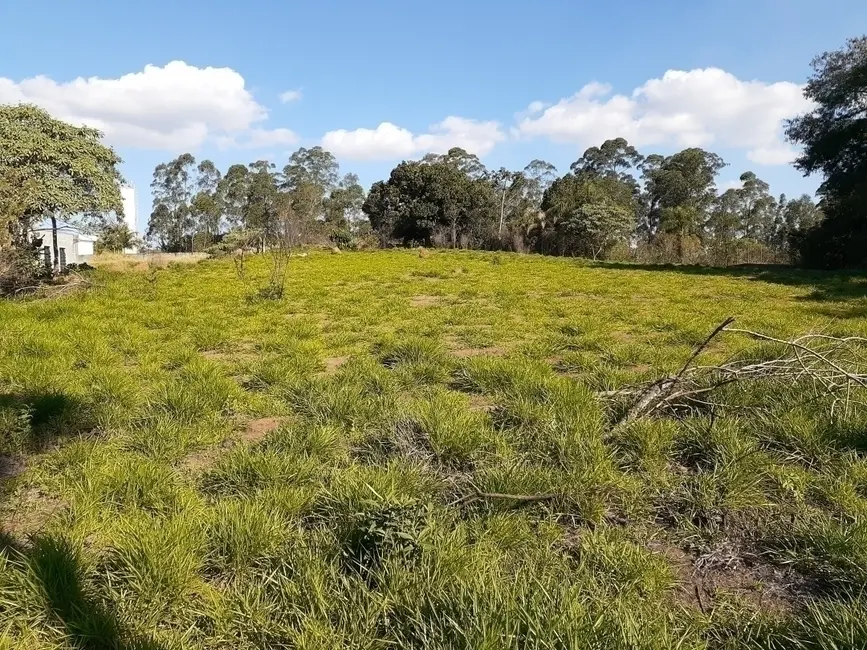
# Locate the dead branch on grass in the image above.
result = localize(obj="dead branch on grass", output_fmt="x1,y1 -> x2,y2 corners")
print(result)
449,490 -> 559,508
604,317 -> 867,427
12,271 -> 98,299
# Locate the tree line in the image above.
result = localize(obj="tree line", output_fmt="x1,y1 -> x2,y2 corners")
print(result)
142,34 -> 866,269
153,139 -> 821,266
146,147 -> 365,253
363,143 -> 822,265
0,32 -> 864,294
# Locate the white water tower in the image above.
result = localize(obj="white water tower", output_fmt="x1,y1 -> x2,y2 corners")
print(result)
120,185 -> 139,253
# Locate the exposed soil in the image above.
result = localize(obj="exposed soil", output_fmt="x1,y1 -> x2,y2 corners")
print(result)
323,356 -> 349,375
240,417 -> 285,443
610,330 -> 638,343
452,346 -> 506,358
410,295 -> 441,308
651,539 -> 803,614
0,455 -> 25,480
181,417 -> 285,472
467,394 -> 496,412
0,487 -> 66,540
201,344 -> 261,363
180,447 -> 223,472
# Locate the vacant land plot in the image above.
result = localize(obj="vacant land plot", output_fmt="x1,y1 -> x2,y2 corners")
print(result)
2,250 -> 867,649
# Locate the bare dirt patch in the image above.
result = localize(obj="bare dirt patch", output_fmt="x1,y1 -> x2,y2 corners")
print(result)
180,417 -> 286,472
467,394 -> 496,412
201,344 -> 260,363
0,456 -> 25,480
1,487 -> 66,540
651,539 -> 801,614
410,295 -> 441,308
323,356 -> 349,375
241,417 -> 285,444
610,330 -> 637,343
200,341 -> 262,363
180,447 -> 223,472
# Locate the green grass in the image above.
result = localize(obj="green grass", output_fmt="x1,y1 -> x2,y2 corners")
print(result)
2,249 -> 867,648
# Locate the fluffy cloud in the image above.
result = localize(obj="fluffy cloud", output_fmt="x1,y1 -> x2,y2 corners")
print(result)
747,145 -> 799,166
717,178 -> 745,193
214,127 -> 299,150
516,68 -> 812,165
0,61 -> 291,150
321,116 -> 505,161
279,89 -> 303,103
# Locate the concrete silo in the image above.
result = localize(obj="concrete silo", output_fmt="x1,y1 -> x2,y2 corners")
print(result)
120,185 -> 139,253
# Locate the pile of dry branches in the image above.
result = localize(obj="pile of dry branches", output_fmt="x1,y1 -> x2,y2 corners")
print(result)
450,319 -> 867,508
604,317 -> 867,427
8,270 -> 97,299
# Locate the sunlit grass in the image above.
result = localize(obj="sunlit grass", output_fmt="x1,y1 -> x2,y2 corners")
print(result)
2,249 -> 867,648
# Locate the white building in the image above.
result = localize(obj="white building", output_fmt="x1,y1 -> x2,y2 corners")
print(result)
28,185 -> 138,267
31,223 -> 98,268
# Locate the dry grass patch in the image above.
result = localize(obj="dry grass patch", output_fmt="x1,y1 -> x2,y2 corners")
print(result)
240,416 -> 284,444
90,252 -> 208,272
410,294 -> 441,307
322,356 -> 349,375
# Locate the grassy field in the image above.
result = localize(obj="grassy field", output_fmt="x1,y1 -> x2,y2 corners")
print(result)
2,249 -> 867,649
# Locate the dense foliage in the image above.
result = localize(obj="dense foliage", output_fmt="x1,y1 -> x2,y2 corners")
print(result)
0,104 -> 124,290
147,147 -> 365,252
786,36 -> 867,268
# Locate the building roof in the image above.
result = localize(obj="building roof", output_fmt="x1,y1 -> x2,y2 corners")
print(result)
31,222 -> 98,241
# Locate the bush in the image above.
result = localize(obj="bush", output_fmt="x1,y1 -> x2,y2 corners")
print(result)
95,222 -> 139,253
329,227 -> 353,249
0,245 -> 46,296
63,262 -> 95,273
791,206 -> 867,269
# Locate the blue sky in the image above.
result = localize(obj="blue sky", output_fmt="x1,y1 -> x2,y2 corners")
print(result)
2,0 -> 865,231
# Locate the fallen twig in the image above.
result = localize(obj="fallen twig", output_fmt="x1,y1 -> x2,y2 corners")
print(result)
612,317 -> 737,427
10,271 -> 97,299
449,491 -> 559,507
600,318 -> 867,427
674,317 -> 737,381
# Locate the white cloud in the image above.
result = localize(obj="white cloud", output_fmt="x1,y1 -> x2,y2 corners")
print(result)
718,179 -> 744,193
0,61 -> 284,150
517,68 -> 812,165
214,127 -> 299,150
747,145 -> 798,166
279,89 -> 302,103
321,116 -> 505,161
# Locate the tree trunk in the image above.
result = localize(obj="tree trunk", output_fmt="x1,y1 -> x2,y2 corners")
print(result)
498,188 -> 506,237
451,218 -> 457,249
51,213 -> 59,273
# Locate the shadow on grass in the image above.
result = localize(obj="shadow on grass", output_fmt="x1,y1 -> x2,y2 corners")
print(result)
594,262 -> 867,313
0,390 -> 95,511
0,390 -> 95,455
2,533 -> 166,650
